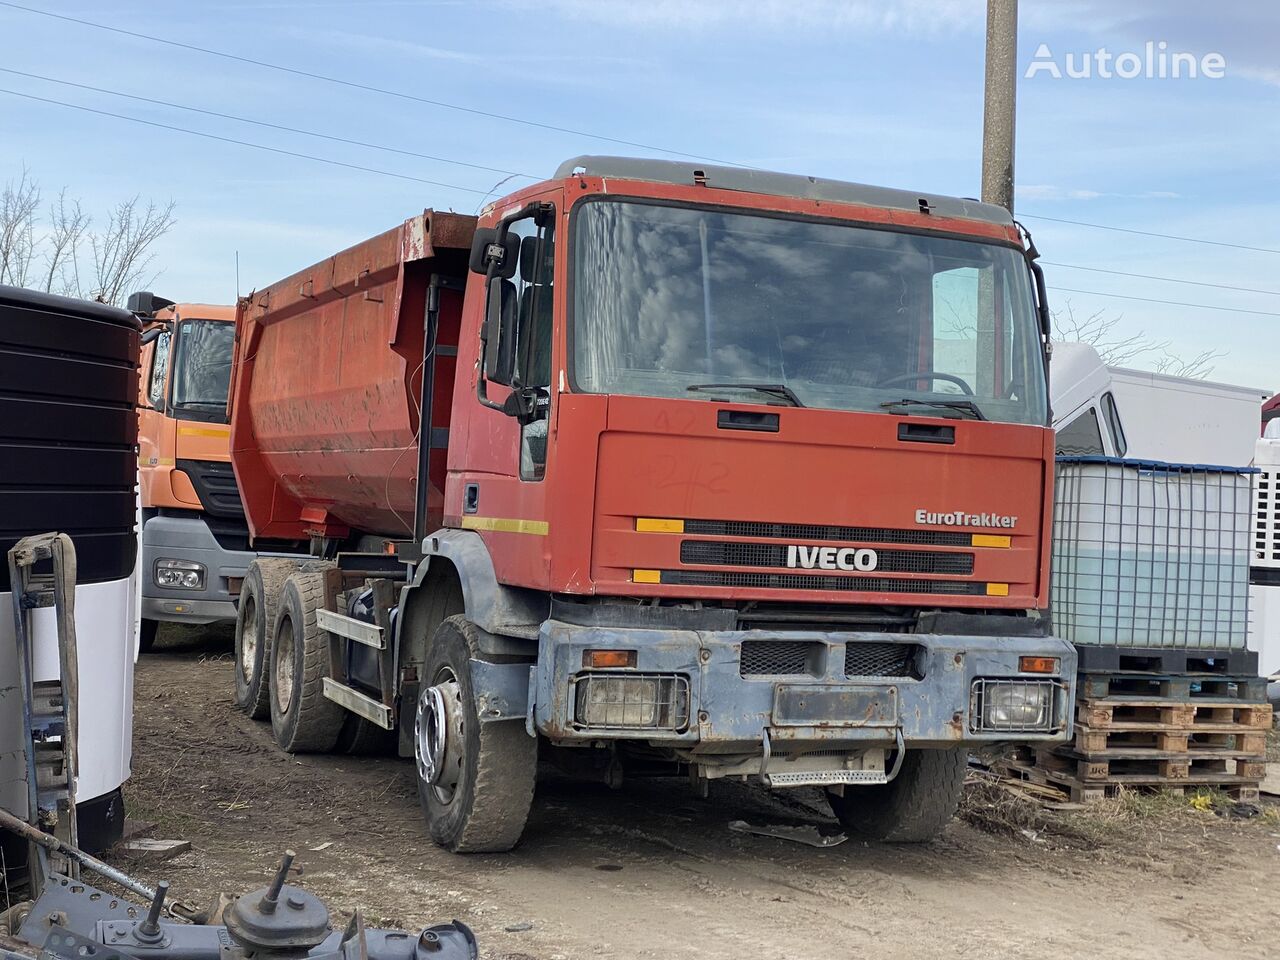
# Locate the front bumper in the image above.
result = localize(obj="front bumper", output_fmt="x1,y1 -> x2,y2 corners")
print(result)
141,514 -> 257,624
532,619 -> 1076,749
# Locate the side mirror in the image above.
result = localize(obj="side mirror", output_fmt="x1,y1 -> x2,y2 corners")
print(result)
469,228 -> 519,278
127,291 -> 175,317
483,278 -> 519,385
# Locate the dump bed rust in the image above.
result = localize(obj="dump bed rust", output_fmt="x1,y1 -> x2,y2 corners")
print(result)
229,211 -> 475,542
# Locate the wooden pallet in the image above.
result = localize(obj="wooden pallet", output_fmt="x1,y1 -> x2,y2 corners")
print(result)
999,756 -> 1263,804
1071,723 -> 1269,756
1077,698 -> 1272,732
1077,674 -> 1269,702
1035,747 -> 1266,783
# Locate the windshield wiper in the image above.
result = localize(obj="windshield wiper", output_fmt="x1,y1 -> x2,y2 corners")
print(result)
686,382 -> 804,407
880,397 -> 987,421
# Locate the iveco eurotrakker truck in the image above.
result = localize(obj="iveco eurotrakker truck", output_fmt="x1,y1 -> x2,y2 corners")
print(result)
229,157 -> 1075,851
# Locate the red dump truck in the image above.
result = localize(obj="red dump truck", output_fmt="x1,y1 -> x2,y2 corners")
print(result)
230,156 -> 1075,852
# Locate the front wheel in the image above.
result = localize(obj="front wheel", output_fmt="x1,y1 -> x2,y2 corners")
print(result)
826,747 -> 967,842
415,616 -> 536,853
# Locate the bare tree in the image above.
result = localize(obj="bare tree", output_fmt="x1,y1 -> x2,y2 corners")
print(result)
89,196 -> 176,305
43,189 -> 89,297
0,168 -> 40,287
1051,301 -> 1223,380
0,168 -> 175,306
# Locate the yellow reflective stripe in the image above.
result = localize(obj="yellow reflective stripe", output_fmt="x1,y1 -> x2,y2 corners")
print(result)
986,583 -> 1010,597
178,426 -> 231,438
636,518 -> 684,533
971,534 -> 1011,548
460,516 -> 549,536
632,569 -> 662,584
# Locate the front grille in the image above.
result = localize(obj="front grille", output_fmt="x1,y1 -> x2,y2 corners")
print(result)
177,459 -> 245,520
684,519 -> 972,547
844,642 -> 922,679
739,640 -> 823,677
661,569 -> 985,595
680,540 -> 974,575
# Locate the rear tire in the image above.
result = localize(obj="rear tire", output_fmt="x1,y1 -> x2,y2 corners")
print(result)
269,571 -> 345,753
825,747 -> 966,842
138,618 -> 158,654
416,616 -> 536,853
234,558 -> 297,719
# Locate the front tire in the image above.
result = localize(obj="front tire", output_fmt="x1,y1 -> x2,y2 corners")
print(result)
269,571 -> 344,753
415,616 -> 536,853
826,747 -> 966,842
234,558 -> 297,719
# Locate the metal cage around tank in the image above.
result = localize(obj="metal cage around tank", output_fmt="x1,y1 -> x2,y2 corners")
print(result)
1051,456 -> 1255,650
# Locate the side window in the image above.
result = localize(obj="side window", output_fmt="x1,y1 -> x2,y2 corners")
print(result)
1056,406 -> 1105,456
513,215 -> 555,481
148,331 -> 171,408
1100,391 -> 1127,457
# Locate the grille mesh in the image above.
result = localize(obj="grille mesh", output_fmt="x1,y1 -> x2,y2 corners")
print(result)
680,540 -> 974,575
683,519 -> 972,547
844,642 -> 922,679
661,569 -> 984,595
739,640 -> 822,677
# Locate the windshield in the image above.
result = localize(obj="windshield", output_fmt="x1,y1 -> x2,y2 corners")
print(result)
572,199 -> 1048,425
170,319 -> 234,421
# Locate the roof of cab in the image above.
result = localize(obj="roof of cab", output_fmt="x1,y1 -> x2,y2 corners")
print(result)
554,156 -> 1015,227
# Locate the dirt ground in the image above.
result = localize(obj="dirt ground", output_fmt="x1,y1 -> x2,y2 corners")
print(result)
110,624 -> 1280,960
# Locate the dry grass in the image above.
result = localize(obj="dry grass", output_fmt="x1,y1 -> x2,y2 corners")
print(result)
958,771 -> 1272,850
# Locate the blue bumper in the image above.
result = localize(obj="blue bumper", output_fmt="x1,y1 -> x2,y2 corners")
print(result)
532,620 -> 1076,749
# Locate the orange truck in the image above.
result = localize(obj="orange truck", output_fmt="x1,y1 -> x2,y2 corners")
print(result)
229,157 -> 1076,852
132,293 -> 298,651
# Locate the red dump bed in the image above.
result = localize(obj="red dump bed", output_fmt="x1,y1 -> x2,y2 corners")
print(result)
229,211 -> 475,542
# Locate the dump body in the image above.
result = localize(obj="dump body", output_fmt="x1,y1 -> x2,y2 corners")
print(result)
230,212 -> 474,543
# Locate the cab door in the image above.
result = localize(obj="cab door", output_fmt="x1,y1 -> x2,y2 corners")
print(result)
136,327 -> 173,507
447,190 -> 560,589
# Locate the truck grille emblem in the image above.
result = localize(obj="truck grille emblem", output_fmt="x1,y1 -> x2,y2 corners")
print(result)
784,545 -> 879,572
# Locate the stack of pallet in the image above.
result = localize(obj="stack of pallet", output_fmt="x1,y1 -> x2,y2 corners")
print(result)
1002,647 -> 1272,803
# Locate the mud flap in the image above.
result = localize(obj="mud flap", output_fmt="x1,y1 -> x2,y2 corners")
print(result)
467,659 -> 532,722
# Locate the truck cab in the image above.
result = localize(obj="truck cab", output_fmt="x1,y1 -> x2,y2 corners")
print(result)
133,293 -> 289,649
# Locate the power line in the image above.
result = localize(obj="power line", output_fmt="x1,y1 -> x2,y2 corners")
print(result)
7,2 -> 1278,260
0,0 -> 746,167
0,67 -> 539,181
0,87 -> 492,194
1022,214 -> 1280,256
1042,261 -> 1280,297
1052,286 -> 1280,318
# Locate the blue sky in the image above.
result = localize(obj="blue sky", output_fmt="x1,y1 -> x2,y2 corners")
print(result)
1,0 -> 1276,390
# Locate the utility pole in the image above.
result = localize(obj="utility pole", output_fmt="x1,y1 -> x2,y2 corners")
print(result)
981,0 -> 1018,213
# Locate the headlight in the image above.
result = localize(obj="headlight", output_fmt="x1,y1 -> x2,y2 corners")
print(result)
155,558 -> 206,590
572,673 -> 690,731
970,678 -> 1062,733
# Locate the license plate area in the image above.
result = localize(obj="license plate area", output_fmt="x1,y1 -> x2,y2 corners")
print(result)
772,684 -> 899,727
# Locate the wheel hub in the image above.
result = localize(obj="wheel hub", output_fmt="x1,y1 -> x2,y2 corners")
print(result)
415,678 -> 463,800
241,596 -> 258,677
274,625 -> 295,714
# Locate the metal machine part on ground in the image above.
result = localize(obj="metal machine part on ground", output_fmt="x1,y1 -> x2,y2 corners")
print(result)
0,833 -> 476,960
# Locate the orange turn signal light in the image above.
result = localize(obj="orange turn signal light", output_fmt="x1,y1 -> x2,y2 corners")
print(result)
1019,656 -> 1059,674
584,649 -> 638,669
